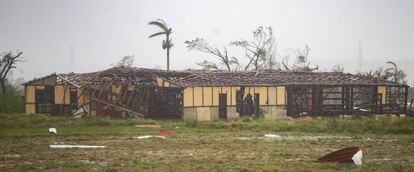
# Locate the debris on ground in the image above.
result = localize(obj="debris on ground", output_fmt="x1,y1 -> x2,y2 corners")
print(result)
72,106 -> 87,118
48,128 -> 57,134
237,137 -> 254,140
132,135 -> 166,139
264,134 -> 281,139
318,147 -> 363,165
159,129 -> 175,135
135,124 -> 161,128
352,149 -> 363,165
49,145 -> 106,149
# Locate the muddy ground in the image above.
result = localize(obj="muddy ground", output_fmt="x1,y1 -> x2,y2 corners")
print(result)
1,131 -> 414,171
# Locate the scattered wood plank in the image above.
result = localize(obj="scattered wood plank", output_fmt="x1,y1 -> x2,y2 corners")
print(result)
135,125 -> 161,128
49,145 -> 106,149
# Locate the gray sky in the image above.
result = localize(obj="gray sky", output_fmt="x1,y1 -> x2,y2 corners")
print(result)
1,0 -> 413,85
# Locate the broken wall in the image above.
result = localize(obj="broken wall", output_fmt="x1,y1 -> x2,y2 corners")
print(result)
182,86 -> 286,121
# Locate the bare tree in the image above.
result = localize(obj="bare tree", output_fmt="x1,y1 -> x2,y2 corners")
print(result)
196,60 -> 218,70
116,55 -> 135,67
357,61 -> 407,84
0,51 -> 23,95
187,26 -> 318,72
332,65 -> 345,73
281,45 -> 318,72
231,26 -> 275,70
261,40 -> 279,70
185,38 -> 239,71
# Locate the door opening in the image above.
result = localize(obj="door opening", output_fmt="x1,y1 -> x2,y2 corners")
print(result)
219,93 -> 227,120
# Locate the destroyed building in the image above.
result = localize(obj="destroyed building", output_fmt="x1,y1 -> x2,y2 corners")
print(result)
23,66 -> 409,121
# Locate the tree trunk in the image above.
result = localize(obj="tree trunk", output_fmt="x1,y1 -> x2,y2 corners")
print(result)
225,63 -> 231,71
167,47 -> 170,70
166,34 -> 170,71
0,79 -> 6,95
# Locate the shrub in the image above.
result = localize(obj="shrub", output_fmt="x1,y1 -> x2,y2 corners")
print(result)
0,94 -> 24,113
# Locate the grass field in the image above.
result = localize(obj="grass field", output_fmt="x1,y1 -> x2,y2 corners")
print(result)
1,114 -> 414,171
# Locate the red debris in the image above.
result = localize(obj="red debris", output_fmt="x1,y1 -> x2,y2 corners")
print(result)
318,147 -> 361,164
159,129 -> 175,136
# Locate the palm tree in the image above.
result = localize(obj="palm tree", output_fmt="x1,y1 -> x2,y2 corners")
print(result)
148,19 -> 173,70
385,61 -> 399,83
385,61 -> 407,84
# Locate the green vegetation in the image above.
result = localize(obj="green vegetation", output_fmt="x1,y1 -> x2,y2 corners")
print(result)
2,114 -> 414,136
0,82 -> 24,114
1,114 -> 414,171
0,94 -> 24,114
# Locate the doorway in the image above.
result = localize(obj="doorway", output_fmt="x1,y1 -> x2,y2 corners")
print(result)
219,93 -> 227,120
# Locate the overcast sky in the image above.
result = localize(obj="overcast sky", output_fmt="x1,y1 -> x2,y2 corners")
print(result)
1,0 -> 413,85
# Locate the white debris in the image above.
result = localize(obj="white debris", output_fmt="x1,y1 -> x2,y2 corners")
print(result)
237,137 -> 253,140
73,106 -> 87,118
132,135 -> 166,139
48,128 -> 57,134
352,150 -> 363,165
49,145 -> 106,148
264,134 -> 282,139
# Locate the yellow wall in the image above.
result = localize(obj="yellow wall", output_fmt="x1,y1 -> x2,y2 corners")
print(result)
212,87 -> 220,106
157,77 -> 163,87
196,107 -> 211,121
181,85 -> 287,108
77,88 -> 85,107
243,87 -> 252,99
159,80 -> 170,87
25,85 -> 36,114
268,87 -> 277,105
157,77 -> 173,87
25,86 -> 35,103
378,86 -> 386,104
36,86 -> 45,90
258,87 -> 267,105
84,96 -> 90,114
193,87 -> 203,106
111,85 -> 121,102
128,85 -> 135,91
183,86 -> 235,107
25,104 -> 36,113
231,87 -> 239,106
277,86 -> 286,105
249,87 -> 255,96
203,87 -> 212,106
241,87 -> 268,105
77,88 -> 90,113
112,85 -> 122,94
183,87 -> 193,107
54,85 -> 70,104
183,107 -> 219,121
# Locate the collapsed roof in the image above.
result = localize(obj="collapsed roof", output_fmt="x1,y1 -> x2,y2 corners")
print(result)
170,70 -> 403,87
24,66 -> 405,87
24,67 -> 190,87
